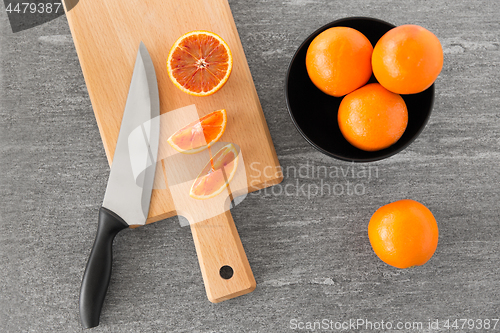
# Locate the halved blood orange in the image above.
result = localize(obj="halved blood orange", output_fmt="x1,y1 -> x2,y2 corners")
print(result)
190,143 -> 239,200
167,30 -> 233,96
167,109 -> 227,154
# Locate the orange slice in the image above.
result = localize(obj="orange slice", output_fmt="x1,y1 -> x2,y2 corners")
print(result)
167,30 -> 233,96
167,109 -> 227,154
190,143 -> 239,200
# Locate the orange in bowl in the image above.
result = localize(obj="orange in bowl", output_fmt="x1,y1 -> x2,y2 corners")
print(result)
338,83 -> 408,151
368,199 -> 439,269
305,26 -> 373,97
372,24 -> 443,94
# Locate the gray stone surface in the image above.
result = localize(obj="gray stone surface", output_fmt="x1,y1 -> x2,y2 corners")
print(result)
1,1 -> 499,332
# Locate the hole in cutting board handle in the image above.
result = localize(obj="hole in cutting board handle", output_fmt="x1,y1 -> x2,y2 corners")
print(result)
219,265 -> 234,279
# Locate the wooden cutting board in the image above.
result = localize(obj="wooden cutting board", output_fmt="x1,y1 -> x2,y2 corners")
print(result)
65,0 -> 283,304
63,0 -> 283,223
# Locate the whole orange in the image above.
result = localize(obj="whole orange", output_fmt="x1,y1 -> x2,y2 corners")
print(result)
368,199 -> 439,269
337,83 -> 408,151
306,27 -> 373,97
372,24 -> 443,94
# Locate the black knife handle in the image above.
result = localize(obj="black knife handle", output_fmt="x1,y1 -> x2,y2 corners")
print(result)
79,207 -> 128,329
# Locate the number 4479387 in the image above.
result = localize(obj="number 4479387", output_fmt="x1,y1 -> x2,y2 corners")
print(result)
443,319 -> 498,330
5,2 -> 62,14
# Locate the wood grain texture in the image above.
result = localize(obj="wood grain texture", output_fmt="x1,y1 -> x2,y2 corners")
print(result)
1,0 -> 500,332
190,211 -> 256,303
63,0 -> 282,223
156,105 -> 256,301
63,0 -> 278,302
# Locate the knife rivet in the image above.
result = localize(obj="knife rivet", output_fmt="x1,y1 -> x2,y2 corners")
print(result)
219,265 -> 234,280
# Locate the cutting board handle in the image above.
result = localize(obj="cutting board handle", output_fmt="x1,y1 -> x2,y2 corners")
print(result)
190,211 -> 256,302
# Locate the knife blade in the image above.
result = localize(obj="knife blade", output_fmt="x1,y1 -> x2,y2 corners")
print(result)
79,42 -> 160,329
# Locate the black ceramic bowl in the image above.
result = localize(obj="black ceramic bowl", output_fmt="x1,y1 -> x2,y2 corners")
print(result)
285,17 -> 434,162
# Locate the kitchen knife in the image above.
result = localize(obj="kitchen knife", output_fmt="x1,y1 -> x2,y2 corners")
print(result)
79,42 -> 160,329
